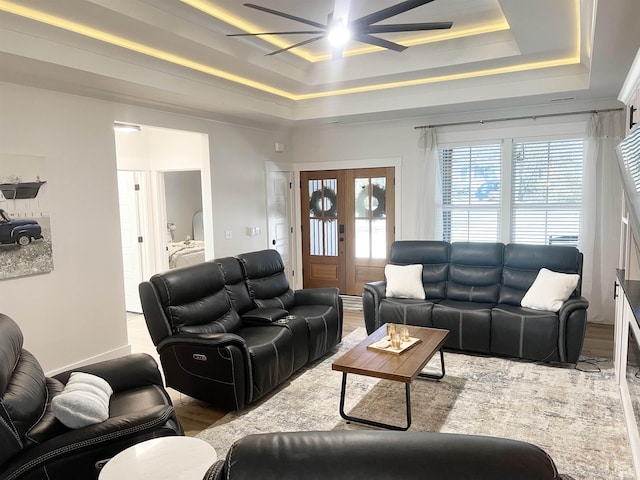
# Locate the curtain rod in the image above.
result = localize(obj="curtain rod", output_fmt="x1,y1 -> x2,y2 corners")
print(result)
414,107 -> 623,129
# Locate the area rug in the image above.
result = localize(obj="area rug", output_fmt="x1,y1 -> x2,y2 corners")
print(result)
196,328 -> 633,479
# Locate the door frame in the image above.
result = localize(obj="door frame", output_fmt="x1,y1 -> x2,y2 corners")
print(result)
292,157 -> 402,290
265,161 -> 297,283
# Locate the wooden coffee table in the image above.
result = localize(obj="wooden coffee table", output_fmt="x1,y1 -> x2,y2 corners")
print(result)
332,324 -> 449,431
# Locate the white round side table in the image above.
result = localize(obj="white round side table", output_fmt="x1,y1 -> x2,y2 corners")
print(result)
99,436 -> 217,480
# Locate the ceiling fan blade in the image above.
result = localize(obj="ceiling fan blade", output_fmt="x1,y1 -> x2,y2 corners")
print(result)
367,22 -> 453,34
352,0 -> 435,26
265,35 -> 325,56
244,3 -> 326,29
227,31 -> 324,37
353,33 -> 407,52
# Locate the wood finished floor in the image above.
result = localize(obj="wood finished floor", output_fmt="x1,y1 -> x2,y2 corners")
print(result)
127,309 -> 614,437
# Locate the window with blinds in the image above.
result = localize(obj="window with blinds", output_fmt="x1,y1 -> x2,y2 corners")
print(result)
438,137 -> 584,245
440,144 -> 502,242
511,139 -> 583,246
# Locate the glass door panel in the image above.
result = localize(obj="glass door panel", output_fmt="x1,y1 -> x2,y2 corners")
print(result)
301,171 -> 346,291
308,179 -> 338,256
345,168 -> 395,295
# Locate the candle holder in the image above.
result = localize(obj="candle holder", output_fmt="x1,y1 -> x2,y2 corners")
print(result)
390,332 -> 402,350
400,326 -> 410,342
386,323 -> 396,338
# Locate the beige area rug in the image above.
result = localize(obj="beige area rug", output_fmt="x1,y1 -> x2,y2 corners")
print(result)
196,328 -> 633,479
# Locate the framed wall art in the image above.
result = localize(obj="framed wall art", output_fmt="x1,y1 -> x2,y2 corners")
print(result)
0,154 -> 53,280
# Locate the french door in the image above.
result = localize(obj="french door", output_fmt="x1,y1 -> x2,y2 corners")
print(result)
300,167 -> 394,295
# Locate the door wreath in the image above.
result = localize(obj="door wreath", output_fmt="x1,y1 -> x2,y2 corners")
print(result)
355,184 -> 386,218
309,188 -> 337,217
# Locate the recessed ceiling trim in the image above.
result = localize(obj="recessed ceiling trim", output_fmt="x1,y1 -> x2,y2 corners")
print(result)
0,1 -> 294,98
0,1 -> 580,102
296,56 -> 581,100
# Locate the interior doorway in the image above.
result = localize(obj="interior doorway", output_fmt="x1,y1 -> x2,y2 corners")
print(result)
300,167 -> 395,295
115,124 -> 211,313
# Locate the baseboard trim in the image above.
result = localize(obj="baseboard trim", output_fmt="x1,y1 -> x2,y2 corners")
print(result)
45,344 -> 133,376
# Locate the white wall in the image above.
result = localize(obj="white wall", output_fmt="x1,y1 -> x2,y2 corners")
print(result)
0,81 -> 292,373
0,83 -> 128,371
209,125 -> 292,256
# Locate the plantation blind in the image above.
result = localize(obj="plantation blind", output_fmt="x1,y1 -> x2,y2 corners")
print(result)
440,144 -> 501,242
511,139 -> 583,245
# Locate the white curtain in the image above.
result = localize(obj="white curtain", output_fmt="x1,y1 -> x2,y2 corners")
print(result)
416,127 -> 443,239
580,111 -> 625,323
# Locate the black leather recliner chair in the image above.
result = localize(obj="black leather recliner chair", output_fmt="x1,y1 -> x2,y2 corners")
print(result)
139,249 -> 343,411
203,431 -> 573,480
0,313 -> 183,480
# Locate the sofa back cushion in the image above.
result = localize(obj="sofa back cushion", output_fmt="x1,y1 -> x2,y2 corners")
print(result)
447,242 -> 504,303
217,256 -> 255,315
148,261 -> 242,334
0,314 -> 48,468
500,244 -> 583,306
237,250 -> 295,309
389,241 -> 449,300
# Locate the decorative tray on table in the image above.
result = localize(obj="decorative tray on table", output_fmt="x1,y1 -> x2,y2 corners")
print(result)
367,336 -> 422,355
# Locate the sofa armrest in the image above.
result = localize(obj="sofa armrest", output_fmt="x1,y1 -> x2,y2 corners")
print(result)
242,308 -> 288,324
52,353 -> 163,393
294,287 -> 340,308
363,281 -> 387,334
558,296 -> 589,363
157,332 -> 248,352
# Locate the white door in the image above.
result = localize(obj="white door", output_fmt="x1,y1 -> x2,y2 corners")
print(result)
118,171 -> 144,313
267,171 -> 295,282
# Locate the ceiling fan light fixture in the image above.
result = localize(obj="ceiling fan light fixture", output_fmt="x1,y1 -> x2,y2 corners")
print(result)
327,20 -> 350,48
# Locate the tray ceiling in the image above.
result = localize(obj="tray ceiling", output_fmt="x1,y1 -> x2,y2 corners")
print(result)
0,0 -> 638,125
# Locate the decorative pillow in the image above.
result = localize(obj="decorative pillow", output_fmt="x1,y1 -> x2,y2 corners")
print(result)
385,264 -> 425,300
51,372 -> 113,429
521,268 -> 580,312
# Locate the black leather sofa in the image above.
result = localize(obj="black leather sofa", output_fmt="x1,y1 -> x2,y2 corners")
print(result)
203,431 -> 573,480
363,241 -> 589,364
0,313 -> 183,480
139,249 -> 343,411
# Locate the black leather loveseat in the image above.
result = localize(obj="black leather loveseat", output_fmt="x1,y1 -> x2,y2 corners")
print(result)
139,249 -> 343,411
203,431 -> 572,480
0,313 -> 183,480
363,241 -> 588,364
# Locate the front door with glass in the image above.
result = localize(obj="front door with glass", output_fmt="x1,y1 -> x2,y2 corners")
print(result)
301,167 -> 394,295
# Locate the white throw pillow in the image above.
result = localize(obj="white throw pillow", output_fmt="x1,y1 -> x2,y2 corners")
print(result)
521,268 -> 580,312
51,372 -> 113,429
385,264 -> 425,300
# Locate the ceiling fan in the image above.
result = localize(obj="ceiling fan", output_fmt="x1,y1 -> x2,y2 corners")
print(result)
227,0 -> 453,58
